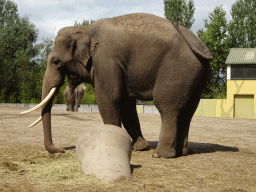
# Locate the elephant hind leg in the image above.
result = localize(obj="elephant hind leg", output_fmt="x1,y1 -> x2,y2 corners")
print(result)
176,63 -> 212,156
152,64 -> 202,158
152,84 -> 190,158
175,88 -> 202,157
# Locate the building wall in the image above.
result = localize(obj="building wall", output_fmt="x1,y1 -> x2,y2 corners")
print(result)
194,80 -> 256,119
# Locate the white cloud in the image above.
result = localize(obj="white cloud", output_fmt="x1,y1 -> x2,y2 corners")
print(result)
13,0 -> 235,42
100,0 -> 164,19
33,0 -> 164,38
55,20 -> 74,36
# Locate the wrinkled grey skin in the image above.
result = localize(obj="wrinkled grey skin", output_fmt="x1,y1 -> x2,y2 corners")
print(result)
40,13 -> 212,158
64,85 -> 85,112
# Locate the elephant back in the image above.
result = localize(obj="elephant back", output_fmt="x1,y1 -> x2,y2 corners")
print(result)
171,21 -> 213,61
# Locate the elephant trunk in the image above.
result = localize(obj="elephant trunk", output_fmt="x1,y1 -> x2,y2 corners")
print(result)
41,67 -> 65,153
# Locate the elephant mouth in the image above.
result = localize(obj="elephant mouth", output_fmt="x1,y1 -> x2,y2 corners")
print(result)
21,87 -> 57,127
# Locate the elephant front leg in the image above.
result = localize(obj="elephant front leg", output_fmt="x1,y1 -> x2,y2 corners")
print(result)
70,104 -> 75,112
120,97 -> 149,151
95,87 -> 122,127
66,101 -> 70,111
74,101 -> 79,112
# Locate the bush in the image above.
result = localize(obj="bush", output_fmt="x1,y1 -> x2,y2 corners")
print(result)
81,93 -> 97,104
9,92 -> 17,103
30,98 -> 40,104
0,87 -> 7,103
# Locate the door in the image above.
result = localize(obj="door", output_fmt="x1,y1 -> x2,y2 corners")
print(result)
234,95 -> 254,119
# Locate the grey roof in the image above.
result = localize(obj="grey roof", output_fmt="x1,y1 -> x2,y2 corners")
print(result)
225,48 -> 256,64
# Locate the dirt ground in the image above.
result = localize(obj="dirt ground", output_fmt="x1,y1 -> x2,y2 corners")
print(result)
0,105 -> 255,192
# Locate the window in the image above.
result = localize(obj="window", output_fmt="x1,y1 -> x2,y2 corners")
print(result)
231,65 -> 256,80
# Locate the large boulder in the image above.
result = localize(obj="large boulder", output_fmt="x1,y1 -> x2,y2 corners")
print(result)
76,125 -> 132,181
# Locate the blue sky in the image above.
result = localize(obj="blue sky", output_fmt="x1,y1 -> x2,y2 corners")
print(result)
13,0 -> 236,43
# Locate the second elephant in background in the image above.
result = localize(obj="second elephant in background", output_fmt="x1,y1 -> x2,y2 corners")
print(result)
64,84 -> 86,112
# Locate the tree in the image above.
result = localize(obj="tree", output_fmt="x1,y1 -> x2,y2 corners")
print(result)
0,0 -> 19,28
197,5 -> 230,99
228,0 -> 256,48
164,0 -> 195,29
36,38 -> 53,102
74,19 -> 95,26
0,0 -> 39,103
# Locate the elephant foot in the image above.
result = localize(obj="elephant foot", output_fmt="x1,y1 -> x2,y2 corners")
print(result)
45,145 -> 65,154
132,136 -> 149,151
182,148 -> 188,156
66,108 -> 69,111
152,145 -> 176,158
175,147 -> 188,157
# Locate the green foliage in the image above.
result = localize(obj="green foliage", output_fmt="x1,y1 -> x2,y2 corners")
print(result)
0,0 -> 39,103
36,38 -> 54,101
136,100 -> 154,105
74,19 -> 95,26
81,92 -> 97,105
19,83 -> 30,103
9,92 -> 17,103
0,87 -> 7,103
201,87 -> 227,99
0,0 -> 19,28
197,5 -> 230,99
164,0 -> 195,29
56,77 -> 69,104
85,83 -> 95,94
228,0 -> 256,48
30,97 -> 39,104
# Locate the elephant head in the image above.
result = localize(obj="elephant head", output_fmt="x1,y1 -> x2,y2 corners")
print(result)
21,26 -> 98,153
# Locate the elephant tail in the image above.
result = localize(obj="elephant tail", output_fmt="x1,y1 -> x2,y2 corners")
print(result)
171,21 -> 213,61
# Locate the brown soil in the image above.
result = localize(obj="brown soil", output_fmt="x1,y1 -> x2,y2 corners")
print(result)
0,106 -> 255,192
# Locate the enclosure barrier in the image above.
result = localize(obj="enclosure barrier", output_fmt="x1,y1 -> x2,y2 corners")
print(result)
1,98 -> 255,119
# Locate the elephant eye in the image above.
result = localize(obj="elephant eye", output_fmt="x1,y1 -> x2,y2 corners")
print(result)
68,74 -> 77,79
52,59 -> 61,65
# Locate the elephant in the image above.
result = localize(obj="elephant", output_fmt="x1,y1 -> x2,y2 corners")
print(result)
22,13 -> 212,158
64,84 -> 86,112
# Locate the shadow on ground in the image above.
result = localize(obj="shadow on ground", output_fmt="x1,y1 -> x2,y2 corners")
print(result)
148,141 -> 239,155
63,146 -> 76,150
54,114 -> 90,121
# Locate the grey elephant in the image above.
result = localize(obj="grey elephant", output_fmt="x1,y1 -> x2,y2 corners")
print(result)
64,84 -> 86,112
23,13 -> 212,158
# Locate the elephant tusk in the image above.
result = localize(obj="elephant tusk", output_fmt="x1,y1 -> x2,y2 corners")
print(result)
21,87 -> 57,115
28,116 -> 42,128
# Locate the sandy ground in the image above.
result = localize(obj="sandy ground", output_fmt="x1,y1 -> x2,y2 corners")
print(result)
0,105 -> 256,191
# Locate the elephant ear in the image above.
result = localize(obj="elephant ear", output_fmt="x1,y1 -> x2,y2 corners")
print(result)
171,21 -> 213,61
72,33 -> 99,67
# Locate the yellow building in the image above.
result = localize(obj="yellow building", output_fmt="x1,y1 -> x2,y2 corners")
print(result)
194,48 -> 256,119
